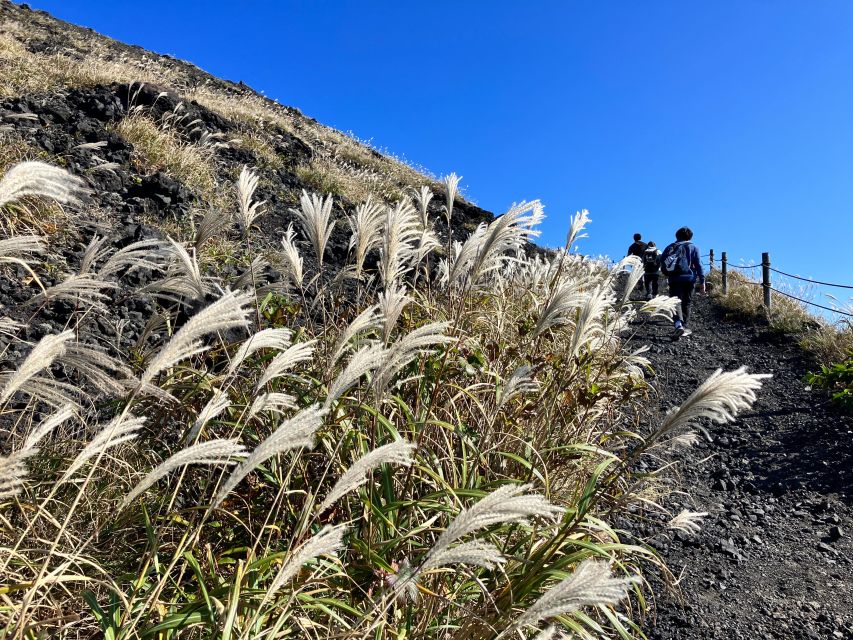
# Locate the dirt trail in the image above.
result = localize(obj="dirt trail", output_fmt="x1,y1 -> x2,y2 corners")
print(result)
629,293 -> 853,640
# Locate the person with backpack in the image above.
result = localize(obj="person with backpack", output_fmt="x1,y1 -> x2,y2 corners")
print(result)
626,233 -> 647,258
641,241 -> 661,299
660,226 -> 705,339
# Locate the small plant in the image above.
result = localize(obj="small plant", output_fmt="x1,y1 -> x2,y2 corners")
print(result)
806,350 -> 853,412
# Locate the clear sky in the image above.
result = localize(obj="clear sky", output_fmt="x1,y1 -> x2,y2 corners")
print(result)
23,1 -> 853,311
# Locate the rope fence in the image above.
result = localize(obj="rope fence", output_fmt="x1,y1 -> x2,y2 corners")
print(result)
712,249 -> 853,318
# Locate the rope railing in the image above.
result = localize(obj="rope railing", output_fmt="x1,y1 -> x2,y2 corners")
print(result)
714,249 -> 852,318
768,267 -> 853,290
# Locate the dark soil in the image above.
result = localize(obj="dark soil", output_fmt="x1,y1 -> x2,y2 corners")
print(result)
627,293 -> 853,640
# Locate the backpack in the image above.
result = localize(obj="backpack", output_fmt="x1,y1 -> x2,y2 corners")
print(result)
661,242 -> 692,277
642,249 -> 659,269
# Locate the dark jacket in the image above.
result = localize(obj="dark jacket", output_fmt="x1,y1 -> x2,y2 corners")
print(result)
642,247 -> 661,274
661,241 -> 705,284
627,240 -> 647,258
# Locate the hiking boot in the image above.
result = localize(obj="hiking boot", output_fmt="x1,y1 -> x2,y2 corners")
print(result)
672,326 -> 692,340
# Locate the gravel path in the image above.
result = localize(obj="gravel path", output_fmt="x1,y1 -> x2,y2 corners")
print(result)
629,293 -> 853,640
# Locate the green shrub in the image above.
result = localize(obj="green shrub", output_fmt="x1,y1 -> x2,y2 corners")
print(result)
806,351 -> 853,411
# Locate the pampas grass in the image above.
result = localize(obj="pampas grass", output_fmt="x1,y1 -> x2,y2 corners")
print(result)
512,559 -> 638,630
650,367 -> 771,445
291,190 -> 335,269
0,330 -> 73,406
211,405 -> 325,509
120,439 -> 246,510
318,439 -> 415,512
668,510 -> 708,535
140,291 -> 252,386
0,161 -> 86,209
236,166 -> 266,237
280,223 -> 304,288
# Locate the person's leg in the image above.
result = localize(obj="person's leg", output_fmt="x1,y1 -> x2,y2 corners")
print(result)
680,281 -> 696,326
669,280 -> 684,327
643,274 -> 652,298
651,274 -> 659,297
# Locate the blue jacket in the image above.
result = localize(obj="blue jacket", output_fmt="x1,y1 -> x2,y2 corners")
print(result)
663,241 -> 705,284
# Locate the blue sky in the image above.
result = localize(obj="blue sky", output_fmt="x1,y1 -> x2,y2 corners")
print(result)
25,1 -> 853,310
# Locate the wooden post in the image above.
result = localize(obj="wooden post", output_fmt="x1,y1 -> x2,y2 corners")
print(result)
721,252 -> 728,295
709,249 -> 715,271
762,252 -> 771,309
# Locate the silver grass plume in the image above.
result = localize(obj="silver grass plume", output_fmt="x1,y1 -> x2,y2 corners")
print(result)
668,431 -> 701,449
185,390 -> 231,445
617,256 -> 644,305
227,328 -> 292,377
329,304 -> 381,367
60,414 -> 146,484
420,539 -> 506,573
668,510 -> 708,535
255,340 -> 316,390
651,367 -> 771,444
248,392 -> 297,419
236,166 -> 267,236
0,450 -> 30,501
143,239 -> 209,302
441,173 -> 461,228
447,200 -> 543,288
496,366 -> 539,411
324,343 -> 387,410
79,235 -> 109,275
195,206 -> 231,252
532,285 -> 586,339
290,190 -> 335,269
120,439 -> 246,510
412,185 -> 434,229
618,346 -> 652,382
567,286 -> 614,361
372,322 -> 451,396
531,626 -> 562,640
98,238 -> 168,279
378,285 -> 410,343
60,342 -> 134,396
27,274 -> 117,312
513,559 -> 638,630
24,405 -> 75,449
639,295 -> 681,320
0,236 -> 45,262
565,209 -> 591,250
267,523 -> 348,593
318,439 -> 415,512
280,224 -> 304,288
0,161 -> 87,209
347,195 -> 384,277
234,255 -> 270,291
423,484 -> 563,569
378,199 -> 420,290
211,404 -> 325,509
140,291 -> 252,386
0,330 -> 73,406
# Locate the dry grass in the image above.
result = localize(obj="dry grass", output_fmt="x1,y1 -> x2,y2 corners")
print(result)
112,113 -> 219,202
0,30 -> 174,98
710,269 -> 853,364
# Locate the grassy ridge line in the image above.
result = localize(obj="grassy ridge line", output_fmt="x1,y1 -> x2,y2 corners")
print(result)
0,1 -> 441,208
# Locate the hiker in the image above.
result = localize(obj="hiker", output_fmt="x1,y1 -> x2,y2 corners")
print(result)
626,233 -> 647,258
641,241 -> 661,299
660,226 -> 705,339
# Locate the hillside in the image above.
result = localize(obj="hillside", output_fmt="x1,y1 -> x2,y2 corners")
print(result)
4,3 -> 850,639
0,1 -> 492,260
